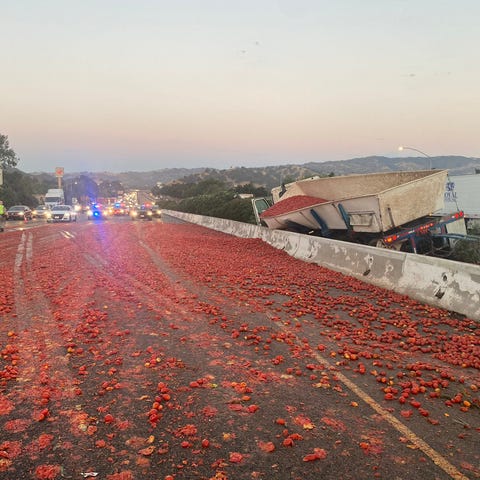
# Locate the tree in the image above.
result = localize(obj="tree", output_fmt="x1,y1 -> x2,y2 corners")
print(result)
234,183 -> 268,197
158,178 -> 227,199
64,175 -> 99,205
98,180 -> 124,199
151,184 -> 162,197
0,134 -> 19,169
0,170 -> 39,207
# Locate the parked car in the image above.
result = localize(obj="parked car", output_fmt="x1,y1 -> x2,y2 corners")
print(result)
47,205 -> 77,223
131,205 -> 153,221
6,205 -> 33,221
32,205 -> 50,219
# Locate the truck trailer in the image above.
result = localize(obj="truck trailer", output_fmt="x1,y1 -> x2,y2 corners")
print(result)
44,189 -> 65,209
441,173 -> 480,228
252,170 -> 476,256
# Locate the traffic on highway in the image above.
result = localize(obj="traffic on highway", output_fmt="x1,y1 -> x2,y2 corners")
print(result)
1,202 -> 161,232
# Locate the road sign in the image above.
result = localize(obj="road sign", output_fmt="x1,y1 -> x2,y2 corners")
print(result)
55,167 -> 64,177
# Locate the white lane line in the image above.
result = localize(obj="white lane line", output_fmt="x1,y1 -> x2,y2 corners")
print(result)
266,311 -> 470,480
312,353 -> 470,480
14,231 -> 26,272
25,231 -> 33,263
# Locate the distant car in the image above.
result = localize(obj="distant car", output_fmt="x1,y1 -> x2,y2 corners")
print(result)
152,205 -> 162,218
87,204 -> 109,220
32,205 -> 50,219
131,205 -> 153,221
6,205 -> 33,221
47,205 -> 77,223
112,203 -> 128,216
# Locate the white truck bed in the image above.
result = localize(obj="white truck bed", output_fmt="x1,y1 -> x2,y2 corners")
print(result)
262,170 -> 449,233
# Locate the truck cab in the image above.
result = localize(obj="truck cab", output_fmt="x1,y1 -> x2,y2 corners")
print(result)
44,189 -> 65,209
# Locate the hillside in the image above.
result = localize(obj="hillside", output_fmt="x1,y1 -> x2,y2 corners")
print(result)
304,156 -> 480,176
174,165 -> 318,191
61,168 -> 206,189
30,155 -> 480,191
157,155 -> 480,191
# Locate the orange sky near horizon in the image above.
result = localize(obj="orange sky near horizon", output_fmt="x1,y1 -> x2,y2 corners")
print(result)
3,1 -> 480,172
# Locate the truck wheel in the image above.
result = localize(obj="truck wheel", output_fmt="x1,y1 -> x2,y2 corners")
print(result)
369,238 -> 402,250
368,239 -> 385,248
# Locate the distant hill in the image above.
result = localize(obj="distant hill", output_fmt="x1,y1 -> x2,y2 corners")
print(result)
61,168 -> 206,189
29,155 -> 480,191
156,156 -> 480,191
303,155 -> 480,176
174,165 -> 318,191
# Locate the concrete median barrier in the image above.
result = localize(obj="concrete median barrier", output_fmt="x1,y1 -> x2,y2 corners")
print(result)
162,210 -> 480,321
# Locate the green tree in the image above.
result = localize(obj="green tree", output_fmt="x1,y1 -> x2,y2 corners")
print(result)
63,175 -> 99,205
0,134 -> 19,168
98,180 -> 124,199
157,189 -> 255,224
151,184 -> 162,197
450,237 -> 480,265
154,177 -> 260,223
1,170 -> 39,207
158,178 -> 227,199
234,183 -> 268,197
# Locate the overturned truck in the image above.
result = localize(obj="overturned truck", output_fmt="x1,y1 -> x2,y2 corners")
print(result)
252,170 -> 475,256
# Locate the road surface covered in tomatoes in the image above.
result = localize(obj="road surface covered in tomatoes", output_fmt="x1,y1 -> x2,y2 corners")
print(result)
0,220 -> 478,480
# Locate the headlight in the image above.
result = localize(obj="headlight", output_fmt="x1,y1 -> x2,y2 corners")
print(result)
147,211 -> 152,216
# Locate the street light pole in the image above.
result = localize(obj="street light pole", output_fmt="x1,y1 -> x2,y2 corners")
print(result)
398,146 -> 432,170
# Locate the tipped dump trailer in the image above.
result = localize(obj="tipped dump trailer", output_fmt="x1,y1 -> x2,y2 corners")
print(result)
253,170 -> 473,255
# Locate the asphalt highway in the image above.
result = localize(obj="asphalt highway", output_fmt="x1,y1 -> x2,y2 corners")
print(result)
0,217 -> 478,479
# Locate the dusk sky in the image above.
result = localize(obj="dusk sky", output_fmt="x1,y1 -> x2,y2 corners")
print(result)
3,1 -> 480,173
